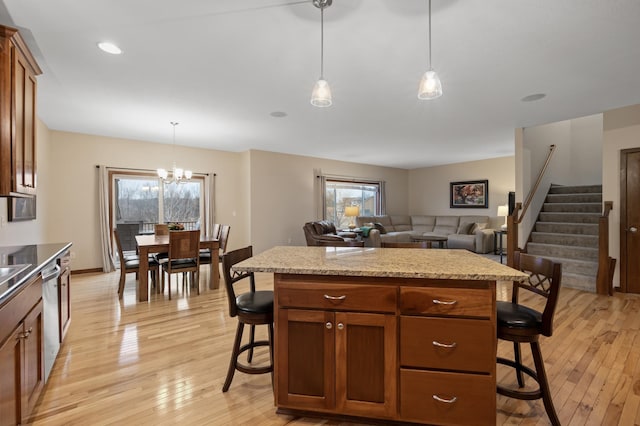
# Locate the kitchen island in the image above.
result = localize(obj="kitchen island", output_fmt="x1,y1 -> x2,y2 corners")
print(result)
235,246 -> 529,426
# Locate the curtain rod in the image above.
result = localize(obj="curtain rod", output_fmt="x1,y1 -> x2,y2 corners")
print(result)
316,173 -> 383,183
95,165 -> 215,176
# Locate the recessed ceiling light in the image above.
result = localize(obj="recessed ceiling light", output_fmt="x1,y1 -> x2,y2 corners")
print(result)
270,111 -> 287,118
521,93 -> 546,102
97,42 -> 122,55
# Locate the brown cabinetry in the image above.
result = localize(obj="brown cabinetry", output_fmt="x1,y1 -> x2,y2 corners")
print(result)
0,275 -> 44,425
274,275 -> 497,425
0,25 -> 41,197
276,279 -> 397,419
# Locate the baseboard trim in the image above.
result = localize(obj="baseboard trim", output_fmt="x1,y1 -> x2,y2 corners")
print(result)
71,268 -> 103,275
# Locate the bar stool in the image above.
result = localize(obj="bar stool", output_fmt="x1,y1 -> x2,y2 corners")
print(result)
221,246 -> 274,392
496,252 -> 562,426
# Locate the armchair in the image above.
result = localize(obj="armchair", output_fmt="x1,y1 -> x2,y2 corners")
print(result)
303,220 -> 364,247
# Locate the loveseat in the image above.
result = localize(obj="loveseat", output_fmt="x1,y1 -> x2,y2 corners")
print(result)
303,220 -> 365,247
356,215 -> 495,253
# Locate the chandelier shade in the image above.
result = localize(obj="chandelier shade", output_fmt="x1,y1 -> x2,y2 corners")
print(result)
157,122 -> 192,184
311,0 -> 332,107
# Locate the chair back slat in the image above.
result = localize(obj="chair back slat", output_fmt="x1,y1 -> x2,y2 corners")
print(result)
155,223 -> 169,236
211,223 -> 221,239
116,223 -> 141,252
513,252 -> 562,337
222,246 -> 255,318
113,229 -> 125,261
219,225 -> 231,254
168,230 -> 200,261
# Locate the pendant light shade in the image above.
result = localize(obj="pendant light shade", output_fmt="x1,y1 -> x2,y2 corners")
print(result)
157,122 -> 192,184
418,0 -> 442,100
311,79 -> 332,107
418,70 -> 442,100
311,0 -> 332,107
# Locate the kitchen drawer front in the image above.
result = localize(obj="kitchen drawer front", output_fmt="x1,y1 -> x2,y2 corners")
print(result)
401,316 -> 494,373
400,286 -> 492,318
277,283 -> 396,313
400,369 -> 495,426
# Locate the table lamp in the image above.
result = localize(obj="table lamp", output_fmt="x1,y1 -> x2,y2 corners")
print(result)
344,206 -> 360,229
497,204 -> 509,230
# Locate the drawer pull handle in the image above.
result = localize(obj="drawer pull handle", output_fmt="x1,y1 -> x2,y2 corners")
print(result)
432,340 -> 457,349
324,294 -> 346,301
433,395 -> 457,404
432,299 -> 457,305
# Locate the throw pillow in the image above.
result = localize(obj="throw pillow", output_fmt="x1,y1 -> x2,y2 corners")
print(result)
373,222 -> 387,234
457,222 -> 474,234
469,222 -> 488,234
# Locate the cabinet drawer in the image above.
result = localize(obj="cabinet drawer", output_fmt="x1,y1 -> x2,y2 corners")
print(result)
400,286 -> 492,318
278,284 -> 396,313
401,316 -> 494,373
400,369 -> 495,426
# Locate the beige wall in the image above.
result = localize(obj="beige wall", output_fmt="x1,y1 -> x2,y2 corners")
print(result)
408,156 -> 515,229
603,104 -> 640,287
0,119 -> 51,246
247,150 -> 409,254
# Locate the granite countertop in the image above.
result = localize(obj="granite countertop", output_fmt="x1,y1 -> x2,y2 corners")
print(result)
235,246 -> 529,282
0,242 -> 73,306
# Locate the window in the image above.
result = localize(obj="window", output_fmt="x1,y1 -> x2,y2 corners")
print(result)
111,172 -> 204,234
323,178 -> 384,229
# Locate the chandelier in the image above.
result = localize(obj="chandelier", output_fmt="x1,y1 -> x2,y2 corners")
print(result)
157,121 -> 192,183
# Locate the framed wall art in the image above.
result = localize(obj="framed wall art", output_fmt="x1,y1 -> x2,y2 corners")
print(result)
450,180 -> 488,208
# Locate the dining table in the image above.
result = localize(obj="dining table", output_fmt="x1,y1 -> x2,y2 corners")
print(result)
135,234 -> 220,302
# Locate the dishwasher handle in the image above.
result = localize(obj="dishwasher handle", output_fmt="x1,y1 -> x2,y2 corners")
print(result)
41,264 -> 61,282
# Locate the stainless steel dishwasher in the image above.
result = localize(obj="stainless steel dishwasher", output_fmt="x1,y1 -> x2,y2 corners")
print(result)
41,261 -> 61,382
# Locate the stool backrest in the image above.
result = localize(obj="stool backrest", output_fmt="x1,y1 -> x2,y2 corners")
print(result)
222,246 -> 255,318
512,251 -> 562,337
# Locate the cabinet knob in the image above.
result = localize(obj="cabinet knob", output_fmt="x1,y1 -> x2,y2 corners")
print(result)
432,395 -> 457,404
630,226 -> 638,233
337,323 -> 344,330
326,322 -> 332,330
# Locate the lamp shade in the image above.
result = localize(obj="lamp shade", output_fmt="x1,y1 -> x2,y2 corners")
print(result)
344,206 -> 359,217
311,79 -> 332,107
418,70 -> 443,100
497,204 -> 509,217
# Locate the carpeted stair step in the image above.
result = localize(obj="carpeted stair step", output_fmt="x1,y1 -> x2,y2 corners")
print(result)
539,255 -> 599,276
535,222 -> 598,235
561,272 -> 596,292
548,184 -> 603,194
527,242 -> 598,261
530,232 -> 598,248
545,193 -> 602,204
538,212 -> 600,224
542,202 -> 601,213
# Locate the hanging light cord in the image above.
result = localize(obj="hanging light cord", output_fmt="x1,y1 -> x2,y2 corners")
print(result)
428,0 -> 432,70
320,5 -> 325,79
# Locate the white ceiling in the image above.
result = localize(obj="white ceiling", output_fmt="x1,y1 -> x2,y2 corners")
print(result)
2,0 -> 639,169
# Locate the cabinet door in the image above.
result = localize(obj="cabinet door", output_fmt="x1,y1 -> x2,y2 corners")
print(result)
335,312 -> 397,418
0,325 -> 23,426
277,309 -> 334,410
58,265 -> 71,341
21,300 -> 43,422
12,44 -> 37,194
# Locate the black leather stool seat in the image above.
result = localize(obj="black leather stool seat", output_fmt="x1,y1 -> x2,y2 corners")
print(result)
237,291 -> 274,314
497,301 -> 542,330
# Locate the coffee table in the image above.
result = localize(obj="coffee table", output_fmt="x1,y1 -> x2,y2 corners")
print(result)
410,235 -> 448,248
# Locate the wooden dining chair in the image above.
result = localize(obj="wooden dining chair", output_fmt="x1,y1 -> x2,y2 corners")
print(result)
161,230 -> 200,300
154,223 -> 169,235
221,246 -> 274,392
114,229 -> 159,298
496,252 -> 562,426
200,224 -> 230,278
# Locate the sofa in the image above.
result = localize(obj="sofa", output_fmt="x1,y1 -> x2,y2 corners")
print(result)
303,220 -> 365,247
356,215 -> 495,253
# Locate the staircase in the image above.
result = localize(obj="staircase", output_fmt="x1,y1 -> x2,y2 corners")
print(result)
526,184 -> 602,292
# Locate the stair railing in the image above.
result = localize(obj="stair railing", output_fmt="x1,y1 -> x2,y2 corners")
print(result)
596,201 -> 614,295
506,144 -> 556,267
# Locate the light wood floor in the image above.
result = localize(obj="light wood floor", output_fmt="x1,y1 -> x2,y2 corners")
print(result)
31,267 -> 640,425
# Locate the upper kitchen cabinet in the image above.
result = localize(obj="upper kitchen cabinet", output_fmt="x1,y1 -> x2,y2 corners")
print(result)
0,25 -> 41,197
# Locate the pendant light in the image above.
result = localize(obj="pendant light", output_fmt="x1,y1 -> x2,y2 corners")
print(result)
311,0 -> 332,107
418,0 -> 443,100
157,122 -> 192,183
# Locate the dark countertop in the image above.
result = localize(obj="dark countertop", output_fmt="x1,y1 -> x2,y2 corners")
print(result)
0,242 -> 73,306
